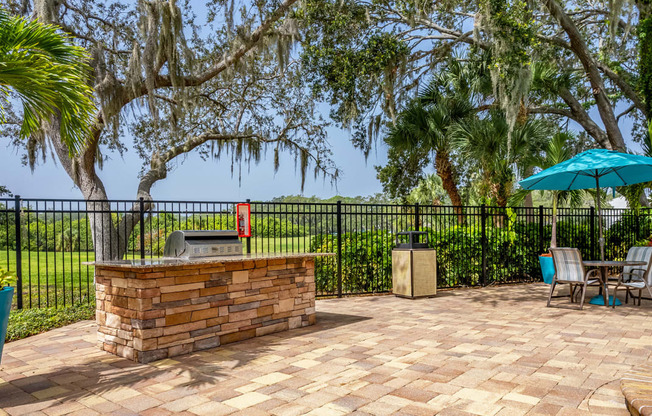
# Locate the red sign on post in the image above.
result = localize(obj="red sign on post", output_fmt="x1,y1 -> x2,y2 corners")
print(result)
236,203 -> 251,237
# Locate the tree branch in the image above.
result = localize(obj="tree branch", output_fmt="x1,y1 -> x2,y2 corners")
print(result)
540,0 -> 626,151
596,62 -> 647,117
59,0 -> 120,30
616,103 -> 636,121
94,0 -> 299,130
137,132 -> 262,197
557,87 -> 611,148
155,0 -> 299,89
527,106 -> 573,118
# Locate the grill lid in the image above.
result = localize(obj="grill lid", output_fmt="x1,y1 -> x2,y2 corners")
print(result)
173,230 -> 239,239
163,230 -> 242,257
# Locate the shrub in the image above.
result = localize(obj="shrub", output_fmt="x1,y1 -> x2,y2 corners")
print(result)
605,212 -> 652,260
310,220 -> 547,293
310,231 -> 394,294
426,222 -> 540,287
6,303 -> 95,342
426,225 -> 483,287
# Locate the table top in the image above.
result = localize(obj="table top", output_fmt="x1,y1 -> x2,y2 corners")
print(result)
583,260 -> 647,267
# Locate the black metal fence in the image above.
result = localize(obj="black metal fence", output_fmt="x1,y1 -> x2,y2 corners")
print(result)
1,196 -> 651,309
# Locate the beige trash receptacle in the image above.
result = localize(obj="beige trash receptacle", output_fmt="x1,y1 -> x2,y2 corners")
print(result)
392,231 -> 437,299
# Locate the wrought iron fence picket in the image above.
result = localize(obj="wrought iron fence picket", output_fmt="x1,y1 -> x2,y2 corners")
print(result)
3,196 -> 651,308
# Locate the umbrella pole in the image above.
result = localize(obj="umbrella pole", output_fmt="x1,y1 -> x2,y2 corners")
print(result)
596,175 -> 605,261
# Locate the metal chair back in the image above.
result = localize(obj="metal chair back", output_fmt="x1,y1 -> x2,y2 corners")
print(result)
550,248 -> 585,283
624,246 -> 652,283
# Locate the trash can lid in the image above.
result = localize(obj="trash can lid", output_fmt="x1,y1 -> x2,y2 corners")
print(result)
395,231 -> 429,249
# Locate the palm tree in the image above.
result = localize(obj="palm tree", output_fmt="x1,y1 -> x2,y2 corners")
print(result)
452,111 -> 551,207
406,174 -> 450,206
0,9 -> 95,154
541,133 -> 585,248
385,59 -> 478,212
617,122 -> 652,209
512,132 -> 585,247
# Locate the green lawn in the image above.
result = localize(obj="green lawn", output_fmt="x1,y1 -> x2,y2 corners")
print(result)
248,235 -> 316,253
0,236 -> 324,308
0,250 -> 96,308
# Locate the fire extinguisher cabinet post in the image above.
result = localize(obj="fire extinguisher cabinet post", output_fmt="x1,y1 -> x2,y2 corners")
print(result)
392,231 -> 437,299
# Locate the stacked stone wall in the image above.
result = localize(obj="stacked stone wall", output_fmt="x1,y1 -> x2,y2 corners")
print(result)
95,257 -> 316,363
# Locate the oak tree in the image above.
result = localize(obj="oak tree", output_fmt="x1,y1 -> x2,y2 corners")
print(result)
2,0 -> 336,260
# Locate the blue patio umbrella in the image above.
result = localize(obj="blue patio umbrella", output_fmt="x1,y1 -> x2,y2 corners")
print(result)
520,149 -> 652,261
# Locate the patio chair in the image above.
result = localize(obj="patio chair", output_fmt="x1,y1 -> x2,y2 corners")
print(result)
610,246 -> 652,308
548,248 -> 602,310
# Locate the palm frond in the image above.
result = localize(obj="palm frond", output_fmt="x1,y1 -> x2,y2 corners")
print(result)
530,61 -> 576,99
508,188 -> 531,206
0,9 -> 96,154
643,121 -> 652,157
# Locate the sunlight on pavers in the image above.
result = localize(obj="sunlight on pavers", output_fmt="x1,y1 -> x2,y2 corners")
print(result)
0,283 -> 648,415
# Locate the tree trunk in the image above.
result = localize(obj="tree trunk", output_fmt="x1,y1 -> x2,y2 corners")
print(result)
492,177 -> 509,208
640,190 -> 650,208
50,123 -> 137,261
522,166 -> 535,222
32,0 -> 301,261
495,192 -> 508,208
541,0 -> 627,151
434,150 -> 464,222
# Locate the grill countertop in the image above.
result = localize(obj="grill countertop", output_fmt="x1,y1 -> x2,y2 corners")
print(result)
87,252 -> 334,269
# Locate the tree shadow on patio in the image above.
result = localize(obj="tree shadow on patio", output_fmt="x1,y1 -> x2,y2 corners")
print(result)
432,283 -> 577,310
434,283 -> 545,300
433,282 -> 652,314
0,311 -> 371,412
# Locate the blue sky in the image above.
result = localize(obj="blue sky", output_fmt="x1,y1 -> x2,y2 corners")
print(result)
0,2 -> 643,201
0,123 -> 388,200
0,89 -> 641,203
0,0 -> 391,201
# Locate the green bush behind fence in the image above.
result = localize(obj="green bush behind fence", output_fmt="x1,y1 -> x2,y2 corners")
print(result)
3,199 -> 652,307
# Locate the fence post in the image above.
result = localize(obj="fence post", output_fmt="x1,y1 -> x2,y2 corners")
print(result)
139,197 -> 146,259
246,199 -> 252,254
480,204 -> 487,287
14,195 -> 23,309
590,206 -> 596,259
414,203 -> 420,231
336,200 -> 342,298
538,205 -> 544,254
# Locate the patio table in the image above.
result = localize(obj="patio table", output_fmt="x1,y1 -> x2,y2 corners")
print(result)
583,260 -> 647,306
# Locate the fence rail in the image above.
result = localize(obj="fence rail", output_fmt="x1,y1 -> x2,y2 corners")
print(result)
1,196 -> 650,309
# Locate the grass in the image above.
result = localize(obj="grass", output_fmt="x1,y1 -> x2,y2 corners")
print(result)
6,302 -> 95,342
249,236 -> 315,253
0,236 -> 322,340
0,237 -> 322,308
0,250 -> 97,308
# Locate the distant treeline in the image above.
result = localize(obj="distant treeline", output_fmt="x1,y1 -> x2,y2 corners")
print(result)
0,211 -> 312,253
269,194 -> 394,204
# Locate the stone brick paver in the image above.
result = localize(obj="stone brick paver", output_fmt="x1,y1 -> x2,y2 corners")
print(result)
1,283 -> 649,415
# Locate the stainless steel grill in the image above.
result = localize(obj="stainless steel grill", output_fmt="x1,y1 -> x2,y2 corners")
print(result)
163,230 -> 243,258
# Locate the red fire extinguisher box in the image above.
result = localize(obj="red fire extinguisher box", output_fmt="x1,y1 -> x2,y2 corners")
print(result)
236,203 -> 251,237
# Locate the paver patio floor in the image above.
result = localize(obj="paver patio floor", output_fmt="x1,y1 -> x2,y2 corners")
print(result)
1,283 -> 651,416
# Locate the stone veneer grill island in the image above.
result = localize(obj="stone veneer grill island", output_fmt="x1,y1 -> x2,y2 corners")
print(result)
92,253 -> 332,363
